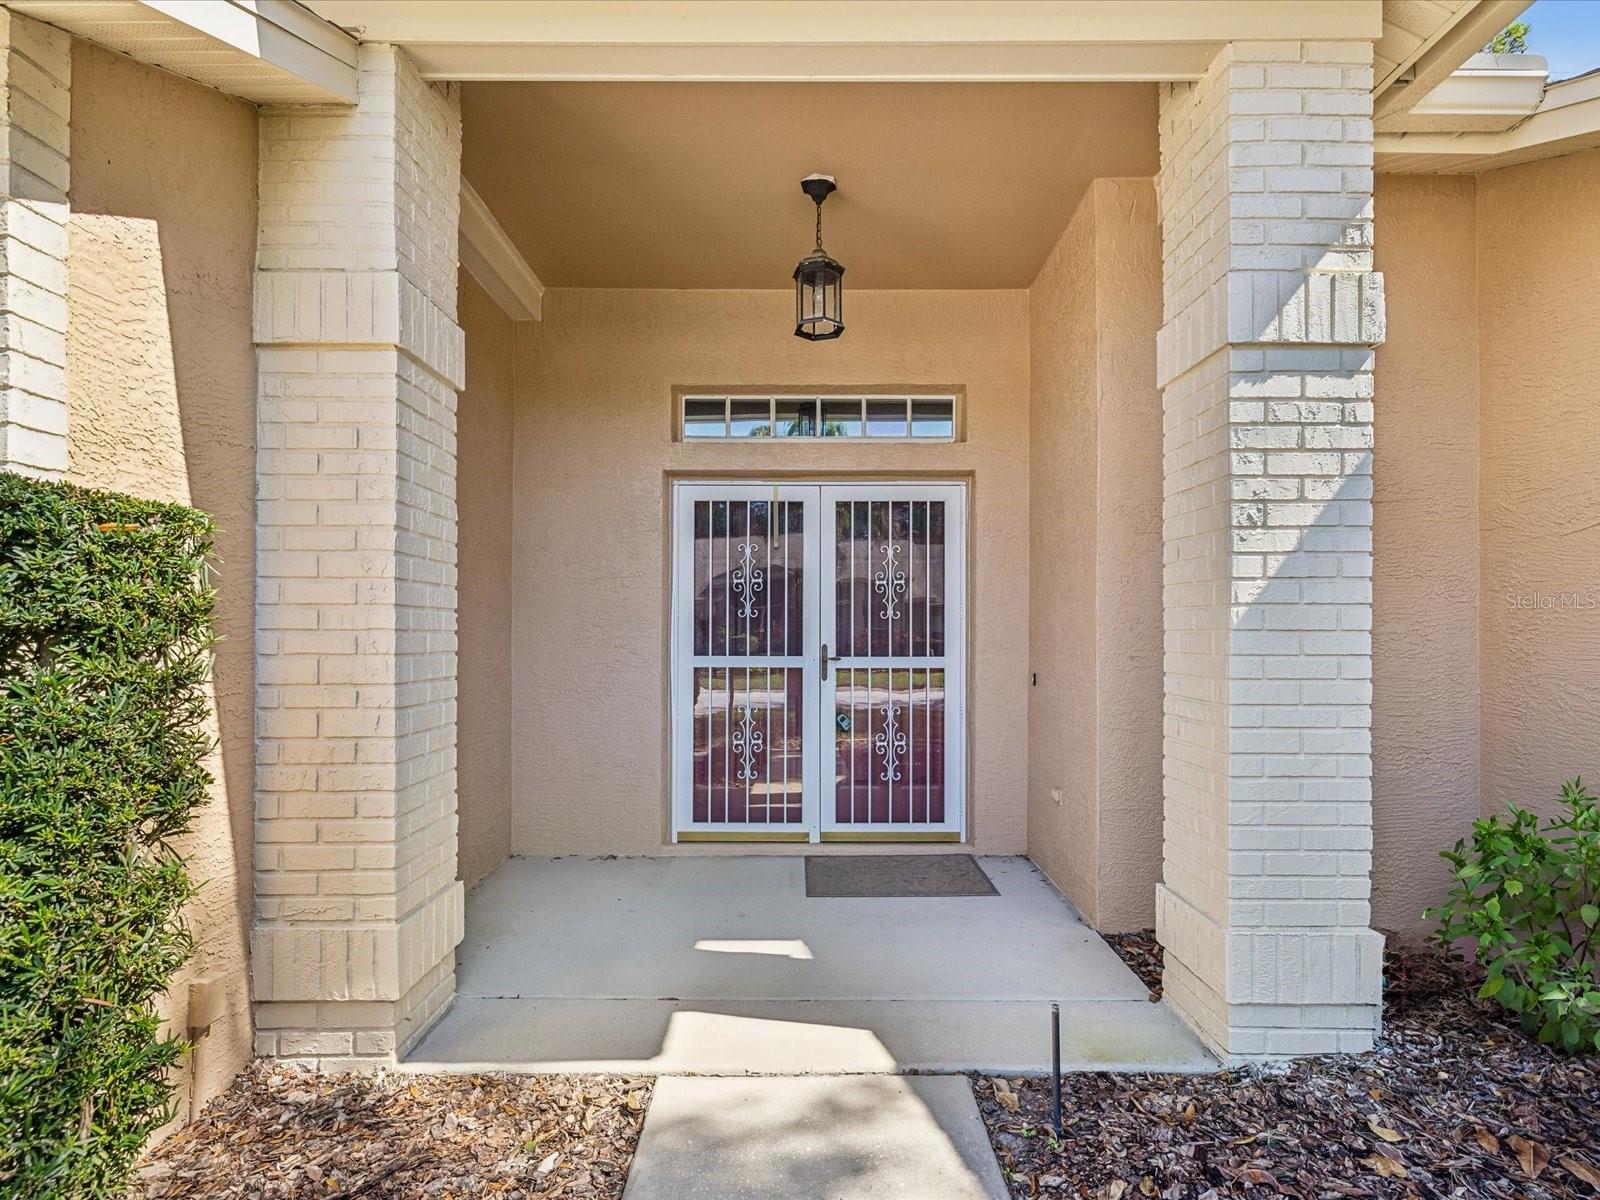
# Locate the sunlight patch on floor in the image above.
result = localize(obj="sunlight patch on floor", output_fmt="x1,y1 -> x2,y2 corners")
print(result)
694,938 -> 815,959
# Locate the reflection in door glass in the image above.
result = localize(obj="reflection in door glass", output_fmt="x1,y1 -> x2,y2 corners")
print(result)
832,669 -> 945,825
693,667 -> 805,825
835,500 -> 945,659
689,497 -> 806,826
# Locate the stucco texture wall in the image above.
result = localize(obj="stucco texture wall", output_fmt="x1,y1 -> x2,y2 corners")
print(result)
1027,179 -> 1163,930
64,41 -> 258,1116
512,288 -> 1030,856
456,270 -> 516,888
1370,174 -> 1482,939
1028,179 -> 1100,916
1367,153 -> 1600,936
1477,148 -> 1600,820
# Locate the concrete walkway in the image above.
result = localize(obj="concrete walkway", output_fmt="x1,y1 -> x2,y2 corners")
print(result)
407,854 -> 1214,1074
622,1076 -> 1008,1200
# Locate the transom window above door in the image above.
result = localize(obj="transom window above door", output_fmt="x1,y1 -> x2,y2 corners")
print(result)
680,394 -> 957,442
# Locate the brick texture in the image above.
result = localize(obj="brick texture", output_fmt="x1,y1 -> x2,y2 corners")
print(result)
252,44 -> 465,1066
1155,41 -> 1386,1060
0,9 -> 69,478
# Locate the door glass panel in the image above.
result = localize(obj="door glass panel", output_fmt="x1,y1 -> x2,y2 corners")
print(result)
835,499 -> 943,663
927,501 -> 946,656
688,496 -> 804,828
829,494 -> 951,829
692,667 -> 805,825
832,668 -> 945,825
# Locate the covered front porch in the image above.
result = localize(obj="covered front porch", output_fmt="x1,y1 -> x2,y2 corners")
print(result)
406,855 -> 1212,1075
232,1 -> 1410,1073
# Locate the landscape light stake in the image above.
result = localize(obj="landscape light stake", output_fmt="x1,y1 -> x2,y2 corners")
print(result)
1051,1000 -> 1063,1139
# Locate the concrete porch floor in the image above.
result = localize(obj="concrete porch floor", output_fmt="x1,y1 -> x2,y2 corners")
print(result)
406,855 -> 1214,1075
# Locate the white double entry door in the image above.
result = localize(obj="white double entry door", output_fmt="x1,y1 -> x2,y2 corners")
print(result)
671,481 -> 967,843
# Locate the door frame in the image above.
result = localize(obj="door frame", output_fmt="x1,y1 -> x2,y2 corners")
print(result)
668,479 -> 968,844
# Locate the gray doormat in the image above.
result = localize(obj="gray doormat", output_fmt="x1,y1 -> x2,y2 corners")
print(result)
804,854 -> 998,898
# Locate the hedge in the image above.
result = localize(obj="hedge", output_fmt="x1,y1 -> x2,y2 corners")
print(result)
0,472 -> 215,1198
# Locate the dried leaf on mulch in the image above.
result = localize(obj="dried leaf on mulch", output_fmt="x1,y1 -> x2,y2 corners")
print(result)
133,1063 -> 651,1199
975,934 -> 1600,1200
1103,931 -> 1163,1000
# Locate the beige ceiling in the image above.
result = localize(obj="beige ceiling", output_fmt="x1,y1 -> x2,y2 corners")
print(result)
460,82 -> 1158,290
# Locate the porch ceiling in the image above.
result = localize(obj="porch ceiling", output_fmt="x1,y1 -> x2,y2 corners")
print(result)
460,81 -> 1157,290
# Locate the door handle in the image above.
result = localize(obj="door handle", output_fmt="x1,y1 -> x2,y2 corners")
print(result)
820,643 -> 842,681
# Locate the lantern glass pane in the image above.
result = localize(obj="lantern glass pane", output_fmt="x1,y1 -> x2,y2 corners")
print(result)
684,398 -> 727,438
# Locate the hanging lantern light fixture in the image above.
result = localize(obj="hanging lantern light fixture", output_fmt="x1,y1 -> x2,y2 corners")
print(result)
793,174 -> 844,341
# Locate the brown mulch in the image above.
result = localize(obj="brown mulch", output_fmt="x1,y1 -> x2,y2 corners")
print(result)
1103,931 -> 1164,1000
976,933 -> 1600,1200
133,1063 -> 651,1199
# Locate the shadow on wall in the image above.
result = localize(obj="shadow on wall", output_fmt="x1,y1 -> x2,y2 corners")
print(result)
65,39 -> 259,1124
67,209 -> 257,1122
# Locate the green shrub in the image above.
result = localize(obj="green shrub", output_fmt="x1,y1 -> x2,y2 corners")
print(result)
0,472 -> 215,1197
1429,778 -> 1600,1053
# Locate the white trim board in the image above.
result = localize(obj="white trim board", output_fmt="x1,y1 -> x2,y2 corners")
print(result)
302,0 -> 1382,83
10,0 -> 358,104
1377,69 -> 1600,173
460,178 -> 544,322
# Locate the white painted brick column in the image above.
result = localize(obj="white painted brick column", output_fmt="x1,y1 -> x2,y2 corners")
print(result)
1155,40 -> 1386,1060
252,44 -> 465,1067
0,9 -> 69,478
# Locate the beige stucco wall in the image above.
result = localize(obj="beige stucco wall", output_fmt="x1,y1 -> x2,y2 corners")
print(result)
1027,179 -> 1162,930
1028,181 -> 1100,916
1477,148 -> 1600,821
457,271 -> 516,888
1370,174 -> 1482,939
512,288 -> 1030,855
1087,180 -> 1163,931
64,40 -> 257,1118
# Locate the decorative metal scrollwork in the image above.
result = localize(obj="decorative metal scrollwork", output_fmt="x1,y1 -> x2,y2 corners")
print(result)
732,704 -> 765,781
731,541 -> 764,620
875,701 -> 907,782
874,543 -> 907,621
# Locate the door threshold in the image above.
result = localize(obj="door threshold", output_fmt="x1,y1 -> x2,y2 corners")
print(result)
820,831 -> 962,843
